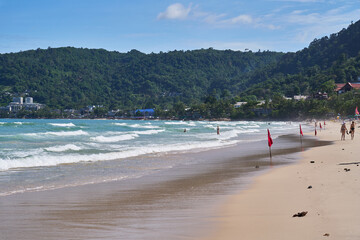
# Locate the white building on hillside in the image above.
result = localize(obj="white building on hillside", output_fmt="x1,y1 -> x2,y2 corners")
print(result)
234,102 -> 248,108
25,97 -> 33,104
4,97 -> 44,112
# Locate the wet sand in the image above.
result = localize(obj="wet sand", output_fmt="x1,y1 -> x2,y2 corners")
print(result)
204,121 -> 360,240
0,134 -> 329,240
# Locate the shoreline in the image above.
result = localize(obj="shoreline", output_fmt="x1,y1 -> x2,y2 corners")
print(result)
0,117 -> 324,122
0,133 -> 326,240
202,120 -> 360,240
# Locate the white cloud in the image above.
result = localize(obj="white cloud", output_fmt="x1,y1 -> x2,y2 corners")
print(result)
284,7 -> 360,43
202,13 -> 227,24
157,3 -> 279,30
228,15 -> 253,24
291,9 -> 308,14
157,3 -> 192,20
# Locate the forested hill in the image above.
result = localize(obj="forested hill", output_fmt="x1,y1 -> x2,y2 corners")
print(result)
244,19 -> 360,98
1,19 -> 360,111
0,47 -> 282,109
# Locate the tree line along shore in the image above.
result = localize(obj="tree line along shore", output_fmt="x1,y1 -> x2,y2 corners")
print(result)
1,20 -> 360,120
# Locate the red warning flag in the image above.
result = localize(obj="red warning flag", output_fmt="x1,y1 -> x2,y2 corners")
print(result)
267,129 -> 273,147
315,128 -> 317,136
300,124 -> 303,136
320,123 -> 322,129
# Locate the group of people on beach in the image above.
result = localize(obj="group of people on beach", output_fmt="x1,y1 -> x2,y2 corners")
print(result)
340,121 -> 356,140
314,119 -> 356,141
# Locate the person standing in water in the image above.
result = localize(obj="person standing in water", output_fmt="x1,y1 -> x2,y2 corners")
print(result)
217,125 -> 220,135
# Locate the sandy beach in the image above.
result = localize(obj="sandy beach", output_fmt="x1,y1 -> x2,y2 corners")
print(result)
0,129 -> 323,240
203,120 -> 360,240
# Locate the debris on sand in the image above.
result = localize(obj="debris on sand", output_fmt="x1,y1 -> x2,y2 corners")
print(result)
292,211 -> 308,217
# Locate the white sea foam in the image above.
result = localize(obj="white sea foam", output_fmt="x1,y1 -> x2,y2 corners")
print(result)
164,121 -> 186,125
196,128 -> 260,141
112,123 -> 127,126
0,139 -> 238,171
204,124 -> 216,129
136,125 -> 160,129
90,134 -> 139,143
0,186 -> 46,197
187,122 -> 196,126
133,129 -> 165,135
45,144 -> 82,152
241,124 -> 260,129
271,121 -> 290,126
7,148 -> 44,158
49,123 -> 76,127
113,123 -> 160,129
0,120 -> 302,172
24,130 -> 88,137
13,122 -> 34,125
215,121 -> 240,126
129,124 -> 161,129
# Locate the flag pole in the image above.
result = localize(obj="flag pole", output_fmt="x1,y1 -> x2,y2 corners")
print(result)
267,129 -> 273,159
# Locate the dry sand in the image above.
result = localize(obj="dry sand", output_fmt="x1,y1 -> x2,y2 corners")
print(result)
203,121 -> 360,240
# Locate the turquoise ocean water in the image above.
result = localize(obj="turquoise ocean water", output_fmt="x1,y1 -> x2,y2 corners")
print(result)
0,119 -> 305,196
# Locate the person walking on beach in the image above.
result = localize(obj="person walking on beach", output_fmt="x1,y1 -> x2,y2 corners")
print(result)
350,121 -> 355,140
217,125 -> 220,135
340,122 -> 347,141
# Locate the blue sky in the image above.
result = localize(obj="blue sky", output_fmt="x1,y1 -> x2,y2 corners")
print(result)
0,0 -> 359,54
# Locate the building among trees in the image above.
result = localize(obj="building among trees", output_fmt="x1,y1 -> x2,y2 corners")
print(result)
0,97 -> 44,112
335,82 -> 360,94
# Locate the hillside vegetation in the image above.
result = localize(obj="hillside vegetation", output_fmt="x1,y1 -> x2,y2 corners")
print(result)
244,20 -> 360,98
1,19 -> 360,119
0,48 -> 282,109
